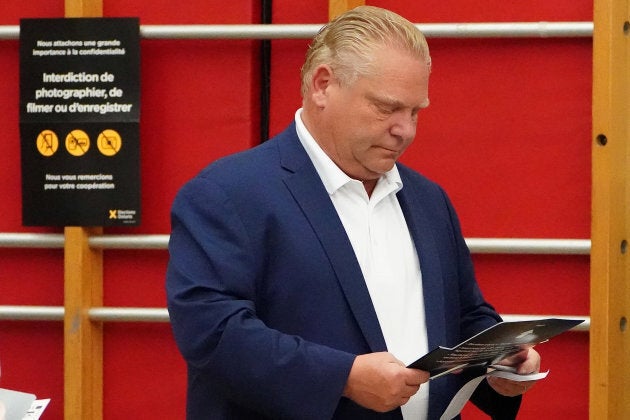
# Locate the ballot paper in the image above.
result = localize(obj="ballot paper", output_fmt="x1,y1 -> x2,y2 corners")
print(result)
408,318 -> 584,377
0,388 -> 49,420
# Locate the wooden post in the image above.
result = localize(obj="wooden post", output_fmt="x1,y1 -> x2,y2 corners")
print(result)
590,0 -> 630,418
328,0 -> 364,21
64,227 -> 103,420
65,0 -> 103,18
63,2 -> 104,419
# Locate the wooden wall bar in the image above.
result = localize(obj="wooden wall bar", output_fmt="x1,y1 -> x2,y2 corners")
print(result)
590,0 -> 630,418
65,0 -> 102,18
63,227 -> 103,420
63,4 -> 104,420
329,0 -> 364,20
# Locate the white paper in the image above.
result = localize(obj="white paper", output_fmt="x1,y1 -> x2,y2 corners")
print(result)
489,369 -> 548,382
0,389 -> 49,420
0,388 -> 35,420
439,370 -> 549,420
23,399 -> 50,420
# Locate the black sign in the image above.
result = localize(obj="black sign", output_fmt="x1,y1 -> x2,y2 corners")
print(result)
20,18 -> 141,226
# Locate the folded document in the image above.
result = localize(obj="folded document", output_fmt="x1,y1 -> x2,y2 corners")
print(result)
408,318 -> 584,377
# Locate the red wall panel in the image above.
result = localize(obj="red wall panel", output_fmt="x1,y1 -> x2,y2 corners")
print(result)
1,1 -> 591,419
372,0 -> 592,22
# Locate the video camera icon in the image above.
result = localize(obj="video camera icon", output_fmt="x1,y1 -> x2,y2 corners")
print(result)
97,129 -> 122,156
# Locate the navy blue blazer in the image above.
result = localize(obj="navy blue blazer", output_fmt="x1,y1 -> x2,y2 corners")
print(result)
166,122 -> 520,419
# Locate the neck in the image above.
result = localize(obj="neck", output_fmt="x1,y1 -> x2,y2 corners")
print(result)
362,179 -> 377,197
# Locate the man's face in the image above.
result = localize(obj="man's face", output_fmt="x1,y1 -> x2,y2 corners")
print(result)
319,48 -> 430,181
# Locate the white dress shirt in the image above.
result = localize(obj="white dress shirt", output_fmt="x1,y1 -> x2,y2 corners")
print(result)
295,109 -> 429,419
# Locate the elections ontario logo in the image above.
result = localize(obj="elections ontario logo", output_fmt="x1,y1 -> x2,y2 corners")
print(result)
108,208 -> 137,223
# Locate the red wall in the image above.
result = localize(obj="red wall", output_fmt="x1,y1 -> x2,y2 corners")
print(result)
0,1 -> 591,419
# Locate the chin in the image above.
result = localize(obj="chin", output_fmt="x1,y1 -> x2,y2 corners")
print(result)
376,160 -> 397,172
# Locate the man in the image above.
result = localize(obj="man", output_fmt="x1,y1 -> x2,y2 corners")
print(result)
166,5 -> 540,419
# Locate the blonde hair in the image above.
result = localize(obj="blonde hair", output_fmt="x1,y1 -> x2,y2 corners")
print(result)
300,5 -> 431,97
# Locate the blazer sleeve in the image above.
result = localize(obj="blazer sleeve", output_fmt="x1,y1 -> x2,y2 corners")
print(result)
470,378 -> 522,419
165,172 -> 356,420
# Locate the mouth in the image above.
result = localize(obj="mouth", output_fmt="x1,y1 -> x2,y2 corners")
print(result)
375,146 -> 400,157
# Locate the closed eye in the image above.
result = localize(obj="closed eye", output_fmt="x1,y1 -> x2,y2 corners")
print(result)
376,104 -> 395,115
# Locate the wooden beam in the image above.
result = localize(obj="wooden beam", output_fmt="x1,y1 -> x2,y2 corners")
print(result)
590,0 -> 630,418
63,3 -> 103,419
64,227 -> 103,420
65,0 -> 102,18
328,0 -> 364,21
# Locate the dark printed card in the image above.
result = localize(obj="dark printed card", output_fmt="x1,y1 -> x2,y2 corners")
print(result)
408,318 -> 584,377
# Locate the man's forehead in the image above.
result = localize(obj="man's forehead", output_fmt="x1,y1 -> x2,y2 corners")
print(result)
360,52 -> 430,108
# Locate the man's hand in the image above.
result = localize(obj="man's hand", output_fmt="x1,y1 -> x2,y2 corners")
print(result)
487,347 -> 541,397
342,352 -> 430,412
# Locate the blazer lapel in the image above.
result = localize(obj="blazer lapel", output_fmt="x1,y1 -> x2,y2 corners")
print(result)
396,185 -> 447,353
397,184 -> 452,418
277,125 -> 387,353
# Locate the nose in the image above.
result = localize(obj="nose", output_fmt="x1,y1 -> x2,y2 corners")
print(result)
390,111 -> 417,141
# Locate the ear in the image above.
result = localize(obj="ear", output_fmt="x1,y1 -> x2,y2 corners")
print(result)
309,64 -> 335,107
